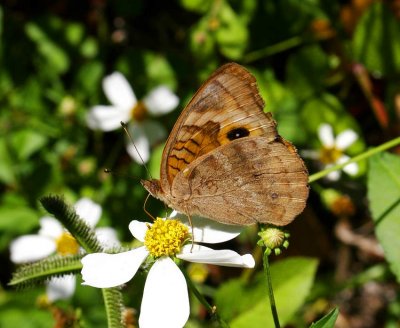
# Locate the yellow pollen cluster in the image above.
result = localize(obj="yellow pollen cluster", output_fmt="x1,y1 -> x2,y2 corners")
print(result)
144,218 -> 189,258
131,101 -> 148,122
319,146 -> 342,164
56,232 -> 80,256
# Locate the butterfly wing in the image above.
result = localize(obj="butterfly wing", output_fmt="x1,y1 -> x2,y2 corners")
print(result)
161,63 -> 278,192
170,137 -> 309,225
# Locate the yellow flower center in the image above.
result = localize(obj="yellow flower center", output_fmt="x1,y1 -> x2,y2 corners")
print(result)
319,146 -> 342,164
55,232 -> 80,256
131,101 -> 148,122
144,218 -> 189,258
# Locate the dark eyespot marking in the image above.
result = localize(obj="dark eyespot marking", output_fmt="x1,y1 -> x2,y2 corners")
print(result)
271,192 -> 278,199
227,127 -> 250,140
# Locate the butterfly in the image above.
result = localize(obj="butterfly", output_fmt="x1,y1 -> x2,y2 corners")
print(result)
141,63 -> 309,226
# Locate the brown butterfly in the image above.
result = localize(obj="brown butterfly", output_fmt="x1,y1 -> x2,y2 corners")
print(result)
141,63 -> 309,226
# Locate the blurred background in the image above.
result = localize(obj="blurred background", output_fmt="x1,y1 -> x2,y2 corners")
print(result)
1,0 -> 400,327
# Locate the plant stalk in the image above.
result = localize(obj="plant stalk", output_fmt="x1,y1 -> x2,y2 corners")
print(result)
263,251 -> 280,328
308,136 -> 400,183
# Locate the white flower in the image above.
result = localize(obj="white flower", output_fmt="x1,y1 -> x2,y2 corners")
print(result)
81,215 -> 254,328
317,123 -> 359,181
10,198 -> 119,302
86,72 -> 179,163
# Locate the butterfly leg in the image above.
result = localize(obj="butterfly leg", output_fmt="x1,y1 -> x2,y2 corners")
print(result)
184,205 -> 195,252
143,193 -> 156,222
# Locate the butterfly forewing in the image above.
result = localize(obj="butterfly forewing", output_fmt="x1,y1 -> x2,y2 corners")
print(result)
161,63 -> 277,191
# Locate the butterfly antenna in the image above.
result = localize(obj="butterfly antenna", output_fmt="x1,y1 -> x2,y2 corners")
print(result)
104,168 -> 143,181
120,121 -> 153,180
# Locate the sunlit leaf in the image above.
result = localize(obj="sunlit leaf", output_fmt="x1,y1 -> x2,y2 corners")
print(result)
215,3 -> 248,60
0,138 -> 16,185
286,45 -> 330,99
215,257 -> 318,327
179,0 -> 212,13
368,152 -> 400,282
10,129 -> 48,161
353,2 -> 400,76
310,308 -> 339,328
25,22 -> 70,74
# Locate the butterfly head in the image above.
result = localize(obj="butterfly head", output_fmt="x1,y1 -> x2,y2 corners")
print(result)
141,179 -> 165,202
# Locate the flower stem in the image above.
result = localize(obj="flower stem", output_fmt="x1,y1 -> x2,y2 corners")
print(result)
101,288 -> 124,328
308,136 -> 400,183
243,36 -> 304,63
263,251 -> 280,328
183,269 -> 229,327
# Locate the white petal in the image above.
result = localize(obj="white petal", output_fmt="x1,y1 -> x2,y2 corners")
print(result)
318,124 -> 335,148
81,247 -> 148,288
325,166 -> 341,181
95,227 -> 120,248
125,123 -> 150,164
75,198 -> 102,227
178,245 -> 255,268
143,86 -> 179,116
338,155 -> 359,176
335,129 -> 358,150
86,105 -> 131,131
39,217 -> 63,239
128,220 -> 149,242
343,162 -> 359,175
102,72 -> 137,109
10,235 -> 56,263
139,257 -> 189,328
173,213 -> 243,244
46,275 -> 76,302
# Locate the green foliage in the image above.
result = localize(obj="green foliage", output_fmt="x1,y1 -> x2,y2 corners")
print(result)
368,152 -> 400,282
310,308 -> 339,328
215,257 -> 318,327
353,2 -> 400,76
1,1 -> 400,327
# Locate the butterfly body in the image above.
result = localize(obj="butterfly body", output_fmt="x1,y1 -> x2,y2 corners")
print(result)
141,63 -> 309,226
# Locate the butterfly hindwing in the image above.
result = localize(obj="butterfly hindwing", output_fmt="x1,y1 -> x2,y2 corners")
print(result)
170,137 -> 309,225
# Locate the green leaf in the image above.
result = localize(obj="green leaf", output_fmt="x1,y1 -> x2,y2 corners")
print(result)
0,205 -> 38,233
215,257 -> 318,327
143,53 -> 177,90
0,137 -> 16,185
80,36 -> 98,58
310,308 -> 339,328
256,69 -> 304,144
286,45 -> 330,100
189,18 -> 216,59
75,61 -> 104,95
215,3 -> 248,60
368,152 -> 400,282
10,129 -> 48,161
353,2 -> 400,76
0,290 -> 53,328
65,22 -> 84,46
179,0 -> 212,13
25,22 -> 70,74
